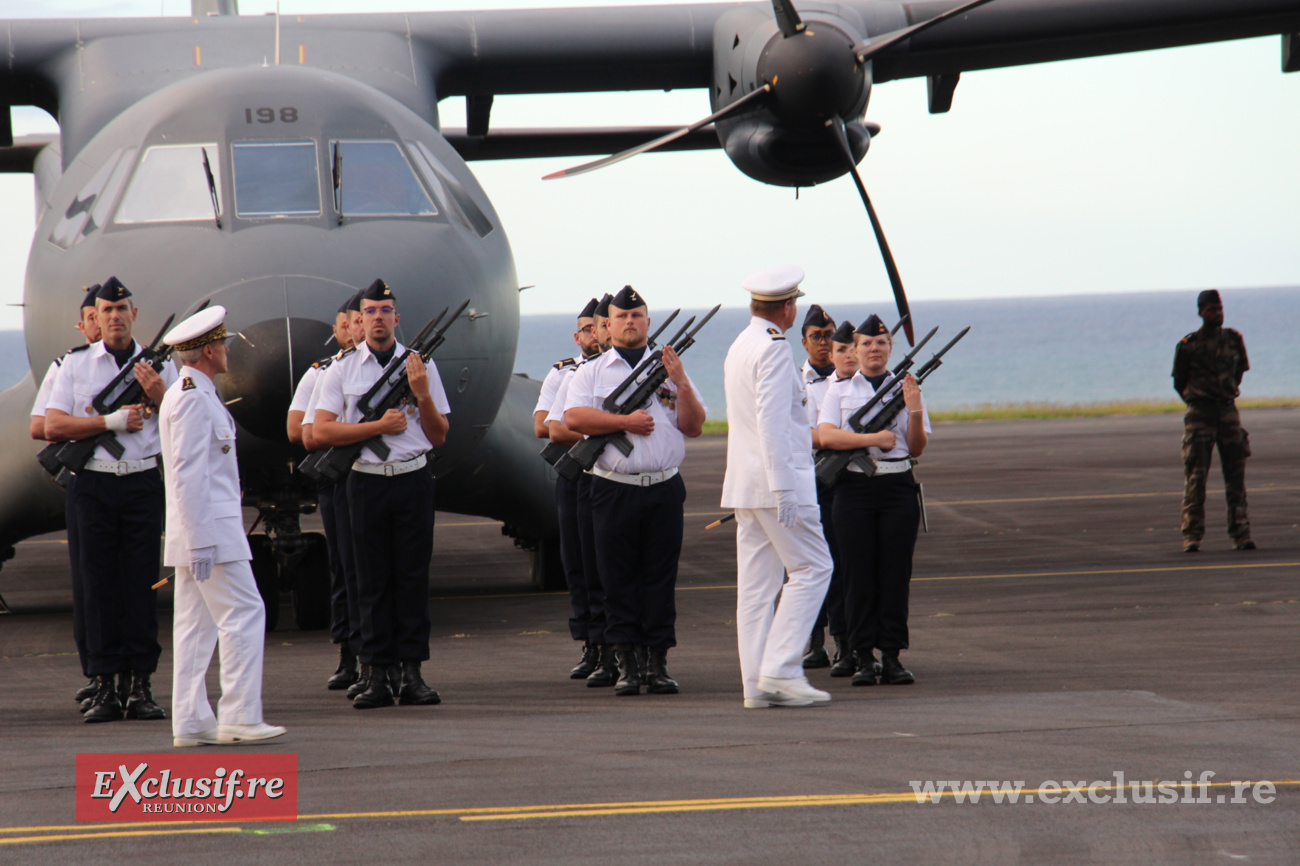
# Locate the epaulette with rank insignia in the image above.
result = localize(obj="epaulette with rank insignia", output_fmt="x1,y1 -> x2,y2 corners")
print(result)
766,328 -> 785,341
337,347 -> 357,359
181,377 -> 196,391
67,344 -> 91,355
553,357 -> 577,370
313,355 -> 335,371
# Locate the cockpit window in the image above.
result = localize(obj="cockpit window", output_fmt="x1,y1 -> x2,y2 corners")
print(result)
50,148 -> 131,249
408,141 -> 494,237
334,141 -> 435,217
232,140 -> 320,218
114,144 -> 220,224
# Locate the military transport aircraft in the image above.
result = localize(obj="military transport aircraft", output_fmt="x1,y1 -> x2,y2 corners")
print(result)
0,0 -> 1296,627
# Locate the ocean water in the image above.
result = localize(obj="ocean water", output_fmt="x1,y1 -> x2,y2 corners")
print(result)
515,287 -> 1300,419
4,287 -> 1296,419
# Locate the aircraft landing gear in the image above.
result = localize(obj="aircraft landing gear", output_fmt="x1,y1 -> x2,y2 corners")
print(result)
528,536 -> 566,592
248,534 -> 280,632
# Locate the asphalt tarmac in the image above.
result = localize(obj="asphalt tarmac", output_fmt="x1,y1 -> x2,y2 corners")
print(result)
2,409 -> 1297,863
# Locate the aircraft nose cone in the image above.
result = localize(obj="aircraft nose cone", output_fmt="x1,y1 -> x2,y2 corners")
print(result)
223,317 -> 335,441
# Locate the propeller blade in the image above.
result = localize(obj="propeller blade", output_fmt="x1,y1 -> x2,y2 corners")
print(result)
543,84 -> 771,180
826,116 -> 914,345
771,0 -> 805,37
851,0 -> 999,63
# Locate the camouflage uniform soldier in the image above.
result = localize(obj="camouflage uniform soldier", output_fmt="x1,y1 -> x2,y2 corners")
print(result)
1172,290 -> 1254,553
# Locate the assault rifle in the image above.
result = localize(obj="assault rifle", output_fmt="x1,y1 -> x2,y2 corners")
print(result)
303,299 -> 469,484
538,308 -> 681,468
552,304 -> 720,483
813,326 -> 969,488
37,311 -> 183,482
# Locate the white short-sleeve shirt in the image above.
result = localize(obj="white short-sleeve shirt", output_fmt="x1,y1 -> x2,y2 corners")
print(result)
818,371 -> 931,460
45,339 -> 178,461
313,341 -> 451,465
562,346 -> 705,475
533,361 -> 574,416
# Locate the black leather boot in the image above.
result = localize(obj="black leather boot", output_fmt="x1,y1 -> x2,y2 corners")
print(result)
353,664 -> 395,709
347,664 -> 372,700
851,650 -> 879,687
569,642 -> 598,679
124,670 -> 167,720
802,627 -> 830,668
327,643 -> 359,690
586,645 -> 617,688
387,665 -> 402,697
613,644 -> 642,696
83,674 -> 125,723
879,651 -> 915,685
74,678 -> 97,703
829,635 -> 854,677
645,647 -> 679,694
398,660 -> 442,705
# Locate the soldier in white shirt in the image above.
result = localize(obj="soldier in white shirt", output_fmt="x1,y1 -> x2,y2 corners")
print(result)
721,265 -> 833,709
536,297 -> 607,680
45,277 -> 175,724
314,279 -> 451,710
31,284 -> 102,707
159,305 -> 286,746
288,291 -> 362,691
818,314 -> 931,686
795,304 -> 842,672
564,286 -> 706,696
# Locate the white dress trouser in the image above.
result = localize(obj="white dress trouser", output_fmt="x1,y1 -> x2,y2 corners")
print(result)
171,560 -> 266,736
735,505 -> 833,700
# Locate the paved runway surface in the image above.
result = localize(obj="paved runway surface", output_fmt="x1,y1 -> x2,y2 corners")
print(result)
2,410 -> 1298,863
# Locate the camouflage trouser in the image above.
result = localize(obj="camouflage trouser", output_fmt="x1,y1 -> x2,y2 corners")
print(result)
1181,401 -> 1251,542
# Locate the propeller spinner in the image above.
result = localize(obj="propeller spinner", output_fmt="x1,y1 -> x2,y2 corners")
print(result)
543,0 -> 1000,345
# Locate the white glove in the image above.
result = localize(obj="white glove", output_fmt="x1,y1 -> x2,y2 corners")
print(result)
189,547 -> 216,583
776,489 -> 799,529
103,408 -> 131,432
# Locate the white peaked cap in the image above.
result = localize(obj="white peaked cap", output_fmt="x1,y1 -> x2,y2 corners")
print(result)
164,305 -> 229,350
742,265 -> 806,302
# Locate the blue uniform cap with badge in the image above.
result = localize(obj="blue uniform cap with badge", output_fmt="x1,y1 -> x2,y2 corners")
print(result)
80,284 -> 102,310
610,285 -> 644,310
855,313 -> 889,337
97,276 -> 132,303
339,290 -> 362,315
594,293 -> 613,318
361,279 -> 394,303
165,304 -> 231,352
743,265 -> 806,303
802,304 -> 833,330
579,297 -> 599,319
1197,289 -> 1222,309
832,320 -> 857,344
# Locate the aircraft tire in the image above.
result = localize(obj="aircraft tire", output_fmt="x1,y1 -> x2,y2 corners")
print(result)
248,534 -> 281,633
529,536 -> 566,592
291,532 -> 331,631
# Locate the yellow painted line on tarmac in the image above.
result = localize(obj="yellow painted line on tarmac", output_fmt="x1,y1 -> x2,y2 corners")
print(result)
932,485 -> 1300,507
0,826 -> 241,846
915,561 -> 1300,583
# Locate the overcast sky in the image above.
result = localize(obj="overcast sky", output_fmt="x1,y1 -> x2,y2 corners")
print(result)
0,0 -> 1296,330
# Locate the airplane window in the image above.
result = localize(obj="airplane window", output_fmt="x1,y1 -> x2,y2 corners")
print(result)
335,141 -> 435,217
49,149 -> 125,248
115,144 -> 221,224
409,141 -> 494,237
232,140 -> 320,218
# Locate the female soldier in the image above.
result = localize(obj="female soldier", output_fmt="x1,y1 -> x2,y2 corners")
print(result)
817,314 -> 930,686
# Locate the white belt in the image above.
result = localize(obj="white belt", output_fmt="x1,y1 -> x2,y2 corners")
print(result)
846,458 -> 913,476
351,454 -> 427,476
84,456 -> 159,475
591,466 -> 679,487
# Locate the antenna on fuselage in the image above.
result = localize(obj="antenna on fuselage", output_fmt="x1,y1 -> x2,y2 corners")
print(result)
190,0 -> 238,15
274,0 -> 281,65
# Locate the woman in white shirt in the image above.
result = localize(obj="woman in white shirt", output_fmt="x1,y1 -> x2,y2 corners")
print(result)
817,314 -> 930,687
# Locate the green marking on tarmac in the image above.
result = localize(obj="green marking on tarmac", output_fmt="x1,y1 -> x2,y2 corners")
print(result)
245,823 -> 336,836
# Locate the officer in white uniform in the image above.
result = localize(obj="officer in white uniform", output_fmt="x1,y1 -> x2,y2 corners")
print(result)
159,305 -> 286,747
721,265 -> 834,709
45,277 -> 175,724
31,284 -> 102,706
563,285 -> 706,696
313,279 -> 451,710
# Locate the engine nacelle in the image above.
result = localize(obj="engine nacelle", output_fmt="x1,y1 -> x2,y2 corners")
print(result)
711,5 -> 874,187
